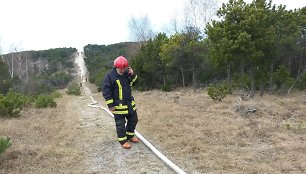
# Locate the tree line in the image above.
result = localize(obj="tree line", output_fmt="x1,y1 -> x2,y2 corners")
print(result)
130,0 -> 306,96
83,43 -> 139,88
0,47 -> 77,119
81,0 -> 306,98
0,47 -> 77,95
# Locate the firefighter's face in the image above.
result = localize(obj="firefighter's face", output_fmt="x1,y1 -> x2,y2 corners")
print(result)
117,68 -> 127,75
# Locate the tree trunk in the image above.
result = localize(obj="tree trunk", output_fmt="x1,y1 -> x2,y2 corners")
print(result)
25,56 -> 29,93
26,56 -> 29,84
227,64 -> 232,93
10,54 -> 14,79
180,63 -> 185,87
240,63 -> 244,74
227,64 -> 231,83
288,78 -> 298,95
297,56 -> 302,78
239,63 -> 245,90
192,62 -> 196,87
17,55 -> 23,79
260,83 -> 264,96
299,43 -> 306,77
288,59 -> 291,75
269,63 -> 274,92
249,64 -> 255,99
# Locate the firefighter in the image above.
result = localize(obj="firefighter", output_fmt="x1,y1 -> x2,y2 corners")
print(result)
102,56 -> 140,149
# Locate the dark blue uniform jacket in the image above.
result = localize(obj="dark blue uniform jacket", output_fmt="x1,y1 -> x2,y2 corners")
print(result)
102,68 -> 138,114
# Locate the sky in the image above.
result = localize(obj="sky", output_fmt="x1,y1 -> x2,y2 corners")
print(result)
0,0 -> 305,54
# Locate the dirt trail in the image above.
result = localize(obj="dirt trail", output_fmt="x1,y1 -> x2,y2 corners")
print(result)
74,52 -> 174,173
0,52 -> 174,174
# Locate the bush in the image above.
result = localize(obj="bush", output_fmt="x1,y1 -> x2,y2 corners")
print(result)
0,91 -> 58,117
296,71 -> 306,90
0,136 -> 12,155
94,69 -> 108,87
0,91 -> 31,117
161,83 -> 172,92
272,65 -> 294,90
207,83 -> 229,102
49,72 -> 72,88
232,72 -> 250,90
66,83 -> 81,95
50,91 -> 62,98
34,95 -> 57,108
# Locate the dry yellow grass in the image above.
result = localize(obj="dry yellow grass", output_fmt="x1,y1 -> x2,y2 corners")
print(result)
0,92 -> 86,174
135,89 -> 306,174
1,87 -> 305,173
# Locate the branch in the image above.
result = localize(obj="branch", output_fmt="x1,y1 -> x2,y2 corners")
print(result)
288,77 -> 299,95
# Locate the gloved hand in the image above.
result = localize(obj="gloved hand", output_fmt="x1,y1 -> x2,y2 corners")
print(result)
109,107 -> 115,112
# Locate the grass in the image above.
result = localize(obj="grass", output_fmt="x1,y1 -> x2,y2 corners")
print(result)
0,87 -> 305,173
134,89 -> 306,174
0,92 -> 86,174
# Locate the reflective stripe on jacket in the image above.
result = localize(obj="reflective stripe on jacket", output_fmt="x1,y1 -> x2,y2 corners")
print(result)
102,68 -> 138,114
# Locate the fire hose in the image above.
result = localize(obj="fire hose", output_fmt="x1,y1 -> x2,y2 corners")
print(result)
87,97 -> 186,174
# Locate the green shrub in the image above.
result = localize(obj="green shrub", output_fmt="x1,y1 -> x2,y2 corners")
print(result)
34,95 -> 57,108
50,91 -> 62,98
94,69 -> 108,87
297,71 -> 306,90
0,136 -> 12,155
161,83 -> 172,92
66,83 -> 81,95
272,65 -> 294,89
233,72 -> 250,90
207,83 -> 229,102
49,72 -> 72,88
0,91 -> 31,117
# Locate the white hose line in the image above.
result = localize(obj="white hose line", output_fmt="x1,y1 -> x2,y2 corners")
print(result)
89,96 -> 98,105
87,97 -> 186,174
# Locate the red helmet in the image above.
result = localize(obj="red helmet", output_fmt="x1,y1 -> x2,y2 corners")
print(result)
114,56 -> 128,68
